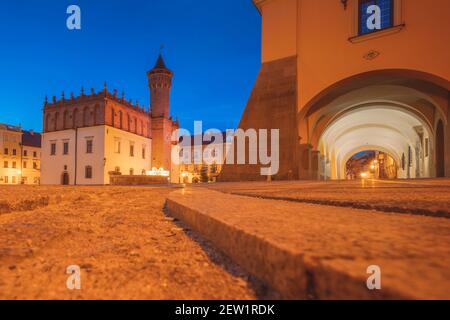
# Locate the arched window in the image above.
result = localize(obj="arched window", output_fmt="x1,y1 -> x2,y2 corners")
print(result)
73,109 -> 79,128
93,105 -> 100,125
83,107 -> 90,127
134,117 -> 137,133
54,112 -> 59,131
63,110 -> 69,129
111,108 -> 115,127
140,120 -> 144,135
119,110 -> 123,129
45,113 -> 51,132
127,114 -> 131,131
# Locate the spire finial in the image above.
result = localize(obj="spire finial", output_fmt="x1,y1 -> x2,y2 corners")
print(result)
81,87 -> 85,96
104,82 -> 108,92
160,44 -> 164,54
121,90 -> 125,100
61,91 -> 65,101
44,96 -> 48,105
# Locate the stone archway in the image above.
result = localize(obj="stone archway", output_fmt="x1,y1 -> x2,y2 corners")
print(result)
317,105 -> 431,180
436,120 -> 445,177
299,69 -> 448,180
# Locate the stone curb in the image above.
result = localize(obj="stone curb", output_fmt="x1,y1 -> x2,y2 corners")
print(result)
165,188 -> 409,300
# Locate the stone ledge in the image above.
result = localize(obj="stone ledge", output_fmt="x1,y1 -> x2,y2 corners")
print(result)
165,188 -> 450,299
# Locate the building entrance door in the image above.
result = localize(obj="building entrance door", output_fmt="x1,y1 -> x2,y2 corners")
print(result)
61,172 -> 69,185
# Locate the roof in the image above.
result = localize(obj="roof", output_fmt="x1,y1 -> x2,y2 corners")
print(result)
153,54 -> 168,69
0,123 -> 22,132
22,130 -> 42,148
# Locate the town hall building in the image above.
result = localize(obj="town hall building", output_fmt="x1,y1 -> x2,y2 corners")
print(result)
41,55 -> 179,185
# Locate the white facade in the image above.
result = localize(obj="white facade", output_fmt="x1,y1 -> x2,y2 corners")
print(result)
41,125 -> 152,185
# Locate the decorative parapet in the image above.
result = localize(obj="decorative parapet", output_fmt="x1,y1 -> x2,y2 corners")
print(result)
44,85 -> 149,114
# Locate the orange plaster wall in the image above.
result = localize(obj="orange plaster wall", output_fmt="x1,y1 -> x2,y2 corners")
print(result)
259,0 -> 450,109
261,0 -> 298,63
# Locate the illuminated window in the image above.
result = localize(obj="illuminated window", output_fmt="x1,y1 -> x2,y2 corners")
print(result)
359,0 -> 393,35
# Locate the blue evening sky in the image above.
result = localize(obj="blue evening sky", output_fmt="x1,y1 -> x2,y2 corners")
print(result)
0,0 -> 261,133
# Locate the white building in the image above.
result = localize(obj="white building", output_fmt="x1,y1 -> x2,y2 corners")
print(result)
41,55 -> 179,185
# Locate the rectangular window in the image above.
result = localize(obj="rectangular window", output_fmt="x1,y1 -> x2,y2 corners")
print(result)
24,150 -> 28,157
142,146 -> 146,159
85,166 -> 93,179
23,161 -> 27,169
33,162 -> 38,170
114,140 -> 121,154
12,161 -> 16,169
130,168 -> 134,176
4,176 -> 8,183
50,143 -> 56,155
359,0 -> 393,35
12,176 -> 16,184
3,161 -> 8,168
33,151 -> 37,158
86,140 -> 93,154
12,149 -> 17,156
63,142 -> 69,155
4,148 -> 8,155
130,144 -> 135,157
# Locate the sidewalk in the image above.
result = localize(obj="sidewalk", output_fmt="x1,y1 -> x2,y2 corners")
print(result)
166,187 -> 450,299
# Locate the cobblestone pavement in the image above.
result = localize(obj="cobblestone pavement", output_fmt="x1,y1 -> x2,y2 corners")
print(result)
169,186 -> 450,299
0,186 -> 271,300
207,179 -> 450,218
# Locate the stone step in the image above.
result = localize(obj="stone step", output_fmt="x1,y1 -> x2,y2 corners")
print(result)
166,188 -> 450,300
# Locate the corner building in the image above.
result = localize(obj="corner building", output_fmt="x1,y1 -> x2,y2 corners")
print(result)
220,0 -> 450,181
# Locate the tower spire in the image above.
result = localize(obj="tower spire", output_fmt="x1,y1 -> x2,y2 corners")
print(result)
147,53 -> 173,119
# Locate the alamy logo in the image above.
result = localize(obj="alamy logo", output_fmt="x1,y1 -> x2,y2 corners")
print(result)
366,265 -> 381,290
366,5 -> 381,31
173,121 -> 280,176
66,5 -> 81,30
66,265 -> 81,290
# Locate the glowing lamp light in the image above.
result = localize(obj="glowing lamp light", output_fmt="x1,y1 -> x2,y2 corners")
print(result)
146,168 -> 170,177
181,171 -> 189,178
360,172 -> 368,178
